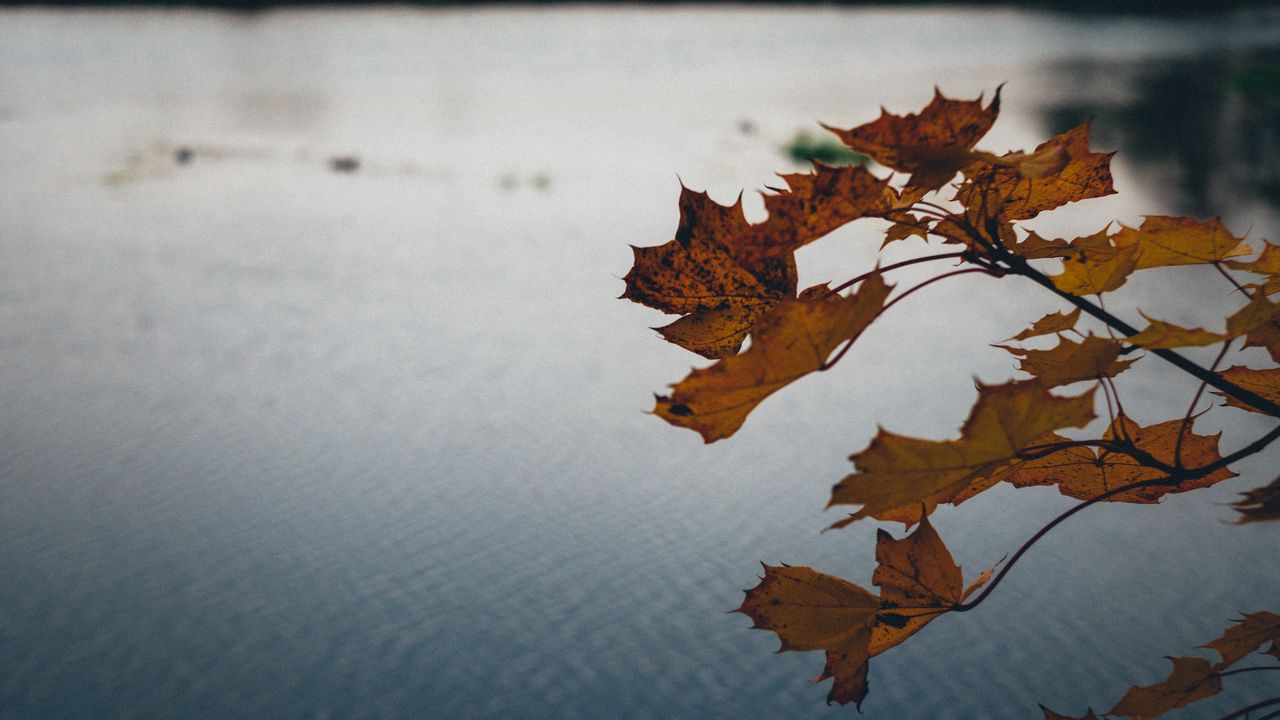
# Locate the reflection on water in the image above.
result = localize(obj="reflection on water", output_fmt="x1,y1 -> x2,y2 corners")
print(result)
1042,48 -> 1280,220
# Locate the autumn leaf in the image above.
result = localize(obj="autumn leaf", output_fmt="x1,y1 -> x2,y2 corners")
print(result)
1005,308 -> 1081,342
1009,229 -> 1075,260
654,274 -> 891,442
1203,612 -> 1280,667
1113,215 -> 1250,270
1000,333 -> 1135,387
1051,229 -> 1140,296
825,88 -> 1001,194
1039,706 -> 1101,720
737,516 -> 995,707
881,214 -> 929,248
1126,314 -> 1227,349
869,513 -> 996,654
1226,240 -> 1280,295
1129,292 -> 1280,350
827,381 -> 1096,527
1108,656 -> 1221,719
995,414 -> 1236,503
958,121 -> 1115,221
1231,475 -> 1280,524
734,564 -> 878,706
1213,366 -> 1280,415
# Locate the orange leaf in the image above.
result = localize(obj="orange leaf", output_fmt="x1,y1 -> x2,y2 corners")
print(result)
1006,308 -> 1081,342
1113,215 -> 1250,269
1231,476 -> 1280,524
1203,612 -> 1280,667
1107,656 -> 1221,719
734,565 -> 878,707
1002,334 -> 1136,387
1051,231 -> 1140,296
654,275 -> 891,442
825,88 -> 1001,193
881,214 -> 929,248
1226,240 -> 1280,295
1130,292 -> 1280,350
1127,314 -> 1227,349
999,414 -> 1236,503
827,381 -> 1096,527
869,513 -> 996,655
1214,366 -> 1280,415
959,121 -> 1116,221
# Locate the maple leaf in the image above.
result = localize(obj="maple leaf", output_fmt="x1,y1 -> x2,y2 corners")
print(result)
1226,240 -> 1280,295
1000,333 -> 1135,387
1039,706 -> 1101,720
1129,292 -> 1280,350
737,516 -> 995,707
734,564 -> 878,707
825,88 -> 1001,194
1108,657 -> 1222,719
997,414 -> 1235,503
827,381 -> 1096,527
1213,366 -> 1280,415
654,275 -> 891,442
1113,215 -> 1250,270
1050,228 -> 1140,296
881,214 -> 929,248
1005,308 -> 1081,342
1203,611 -> 1280,667
869,513 -> 996,654
1231,475 -> 1280,524
958,121 -> 1116,222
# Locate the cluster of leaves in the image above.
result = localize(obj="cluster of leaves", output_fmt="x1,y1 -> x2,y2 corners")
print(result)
621,88 -> 1280,714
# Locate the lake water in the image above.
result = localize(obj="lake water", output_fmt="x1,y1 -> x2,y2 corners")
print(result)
1,6 -> 1279,719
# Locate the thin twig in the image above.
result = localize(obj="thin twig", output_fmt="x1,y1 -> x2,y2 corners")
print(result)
1216,696 -> 1280,720
1176,340 -> 1232,469
825,252 -> 966,296
1214,666 -> 1280,679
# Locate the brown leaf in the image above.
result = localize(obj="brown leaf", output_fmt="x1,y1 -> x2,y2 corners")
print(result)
999,414 -> 1236,503
825,88 -> 1001,193
1267,642 -> 1280,661
1113,215 -> 1250,270
734,565 -> 878,707
959,121 -> 1116,221
827,381 -> 1096,527
1108,656 -> 1221,719
882,215 -> 930,248
869,513 -> 996,655
655,275 -> 891,442
1006,308 -> 1081,342
1231,475 -> 1280,524
1214,366 -> 1280,415
1040,706 -> 1101,720
1226,241 -> 1280,295
1203,612 -> 1280,667
1002,334 -> 1136,387
1127,315 -> 1226,349
1010,230 -> 1075,260
623,187 -> 797,357
1128,293 -> 1280,351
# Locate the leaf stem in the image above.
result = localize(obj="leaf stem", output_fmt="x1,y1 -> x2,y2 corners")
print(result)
825,252 -> 967,296
993,249 -> 1280,417
953,475 -> 1180,613
1176,340 -> 1232,469
1214,667 -> 1280,679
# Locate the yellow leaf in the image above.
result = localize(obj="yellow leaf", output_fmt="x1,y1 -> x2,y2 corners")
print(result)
827,381 -> 1095,527
655,275 -> 891,442
1128,314 -> 1226,349
1003,334 -> 1136,387
1113,215 -> 1250,269
1052,234 -> 1139,296
1005,308 -> 1081,342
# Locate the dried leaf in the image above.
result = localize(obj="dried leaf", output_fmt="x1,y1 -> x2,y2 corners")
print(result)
655,275 -> 891,442
882,215 -> 930,248
1002,334 -> 1136,387
1127,315 -> 1227,349
1226,241 -> 1280,295
1203,612 -> 1280,667
1006,308 -> 1081,342
999,414 -> 1236,503
825,88 -> 1001,193
959,121 -> 1115,221
1231,475 -> 1280,524
827,381 -> 1095,527
1214,366 -> 1280,415
1114,215 -> 1250,269
1052,232 -> 1140,296
1108,657 -> 1221,719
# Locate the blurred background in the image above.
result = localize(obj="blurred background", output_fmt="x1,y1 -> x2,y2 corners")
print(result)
1,3 -> 1278,719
